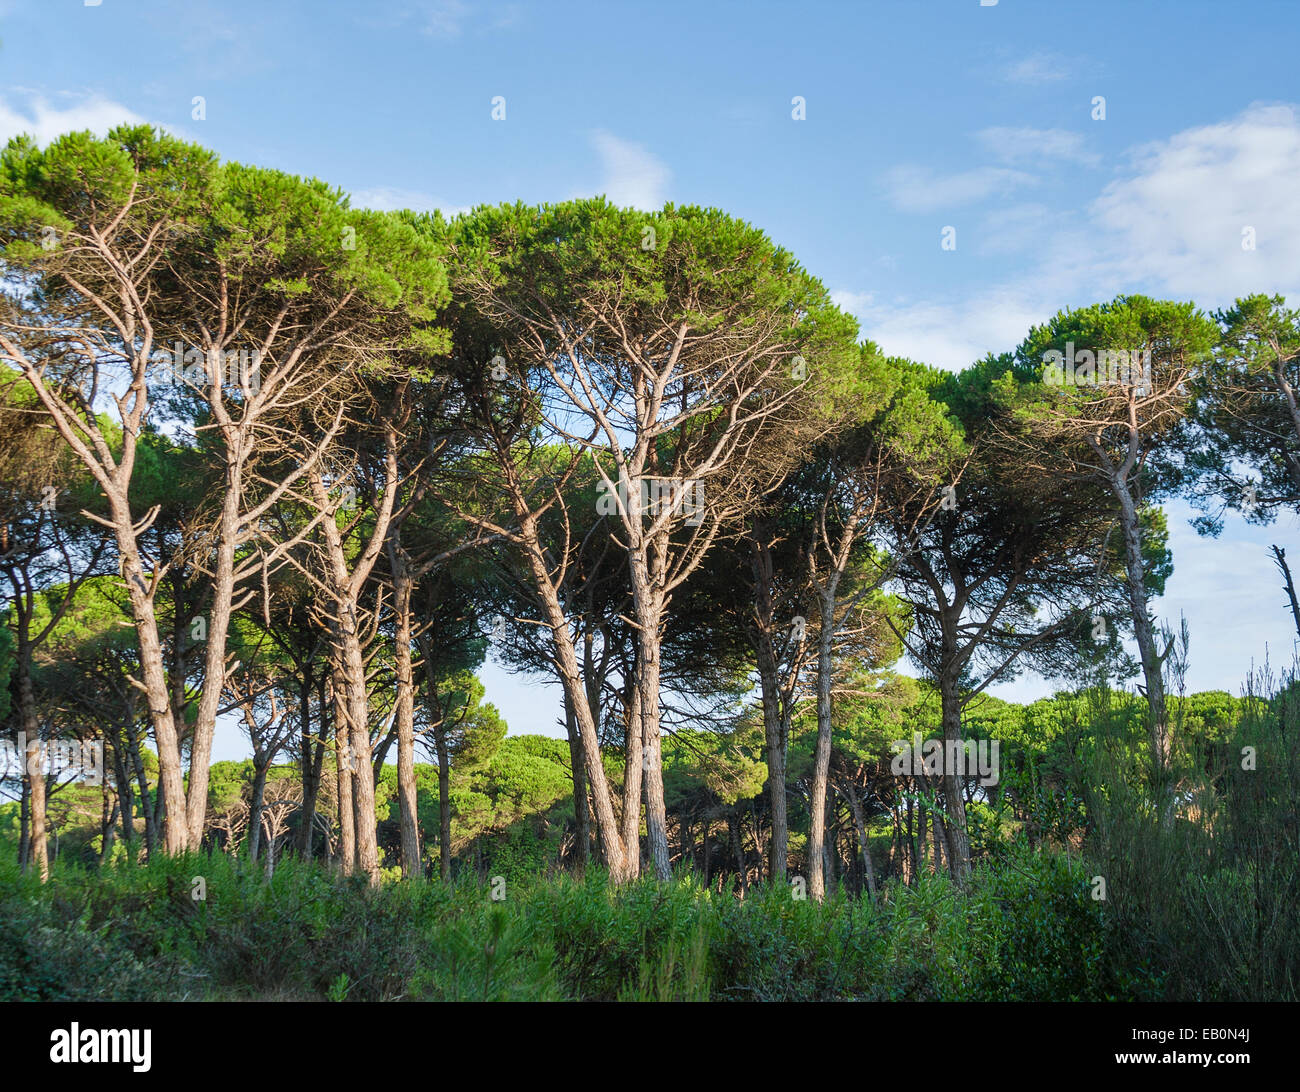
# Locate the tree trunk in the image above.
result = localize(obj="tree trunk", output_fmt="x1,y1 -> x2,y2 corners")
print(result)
337,621 -> 379,883
822,798 -> 836,895
25,745 -> 47,880
332,662 -> 356,875
1113,481 -> 1169,790
808,591 -> 837,900
1271,545 -> 1300,642
435,723 -> 452,882
843,781 -> 879,900
295,664 -> 322,858
623,517 -> 672,882
247,762 -> 268,863
753,636 -> 790,885
310,467 -> 385,884
16,643 -> 48,880
18,776 -> 29,868
388,540 -> 422,878
562,690 -> 590,871
750,532 -> 790,882
914,795 -> 925,879
517,514 -> 629,880
110,726 -> 135,848
115,521 -> 189,855
127,721 -> 157,856
620,670 -> 643,881
730,808 -> 747,898
100,792 -> 119,864
416,641 -> 454,883
185,467 -> 243,850
938,656 -> 972,885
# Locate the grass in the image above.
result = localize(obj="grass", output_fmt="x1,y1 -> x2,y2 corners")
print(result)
0,843 -> 1163,1002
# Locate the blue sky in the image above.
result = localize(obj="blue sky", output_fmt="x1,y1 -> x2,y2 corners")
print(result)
3,0 -> 1299,757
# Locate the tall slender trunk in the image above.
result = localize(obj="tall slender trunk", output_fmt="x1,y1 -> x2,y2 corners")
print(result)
938,656 -> 971,885
388,540 -> 422,878
620,670 -> 642,880
633,592 -> 671,881
18,777 -> 29,868
332,661 -> 356,875
127,721 -> 157,856
822,798 -> 836,894
756,651 -> 788,883
516,513 -> 629,880
295,664 -> 320,858
324,603 -> 379,883
100,790 -> 119,864
247,762 -> 268,863
186,470 -> 242,849
16,643 -> 48,880
808,591 -> 837,901
625,483 -> 670,881
751,532 -> 790,882
115,518 -> 188,854
433,724 -> 451,881
562,690 -> 590,870
111,732 -> 135,847
843,781 -> 879,900
310,467 -> 384,884
749,800 -> 765,879
1113,482 -> 1169,789
417,640 -> 454,883
730,808 -> 748,898
914,795 -> 925,879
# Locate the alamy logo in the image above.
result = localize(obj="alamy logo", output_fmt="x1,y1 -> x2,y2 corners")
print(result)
0,733 -> 103,785
49,1024 -> 151,1072
595,476 -> 705,526
890,733 -> 1000,788
1042,343 -> 1151,397
151,341 -> 262,393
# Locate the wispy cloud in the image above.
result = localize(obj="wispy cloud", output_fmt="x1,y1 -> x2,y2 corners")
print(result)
0,92 -> 147,147
840,103 -> 1300,370
589,130 -> 671,211
881,164 -> 1036,213
349,186 -> 471,218
384,1 -> 522,38
417,0 -> 472,37
830,290 -> 875,315
1089,102 -> 1300,302
1004,51 -> 1070,85
977,126 -> 1100,167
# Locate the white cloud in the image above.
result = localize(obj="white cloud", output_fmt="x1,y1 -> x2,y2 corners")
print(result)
0,92 -> 147,148
839,288 -> 1045,371
976,203 -> 1068,256
830,289 -> 874,314
882,164 -> 1036,213
977,126 -> 1100,167
349,185 -> 471,218
589,130 -> 671,211
1090,102 -> 1300,303
840,103 -> 1300,370
386,1 -> 521,38
417,0 -> 472,37
1004,52 -> 1070,85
